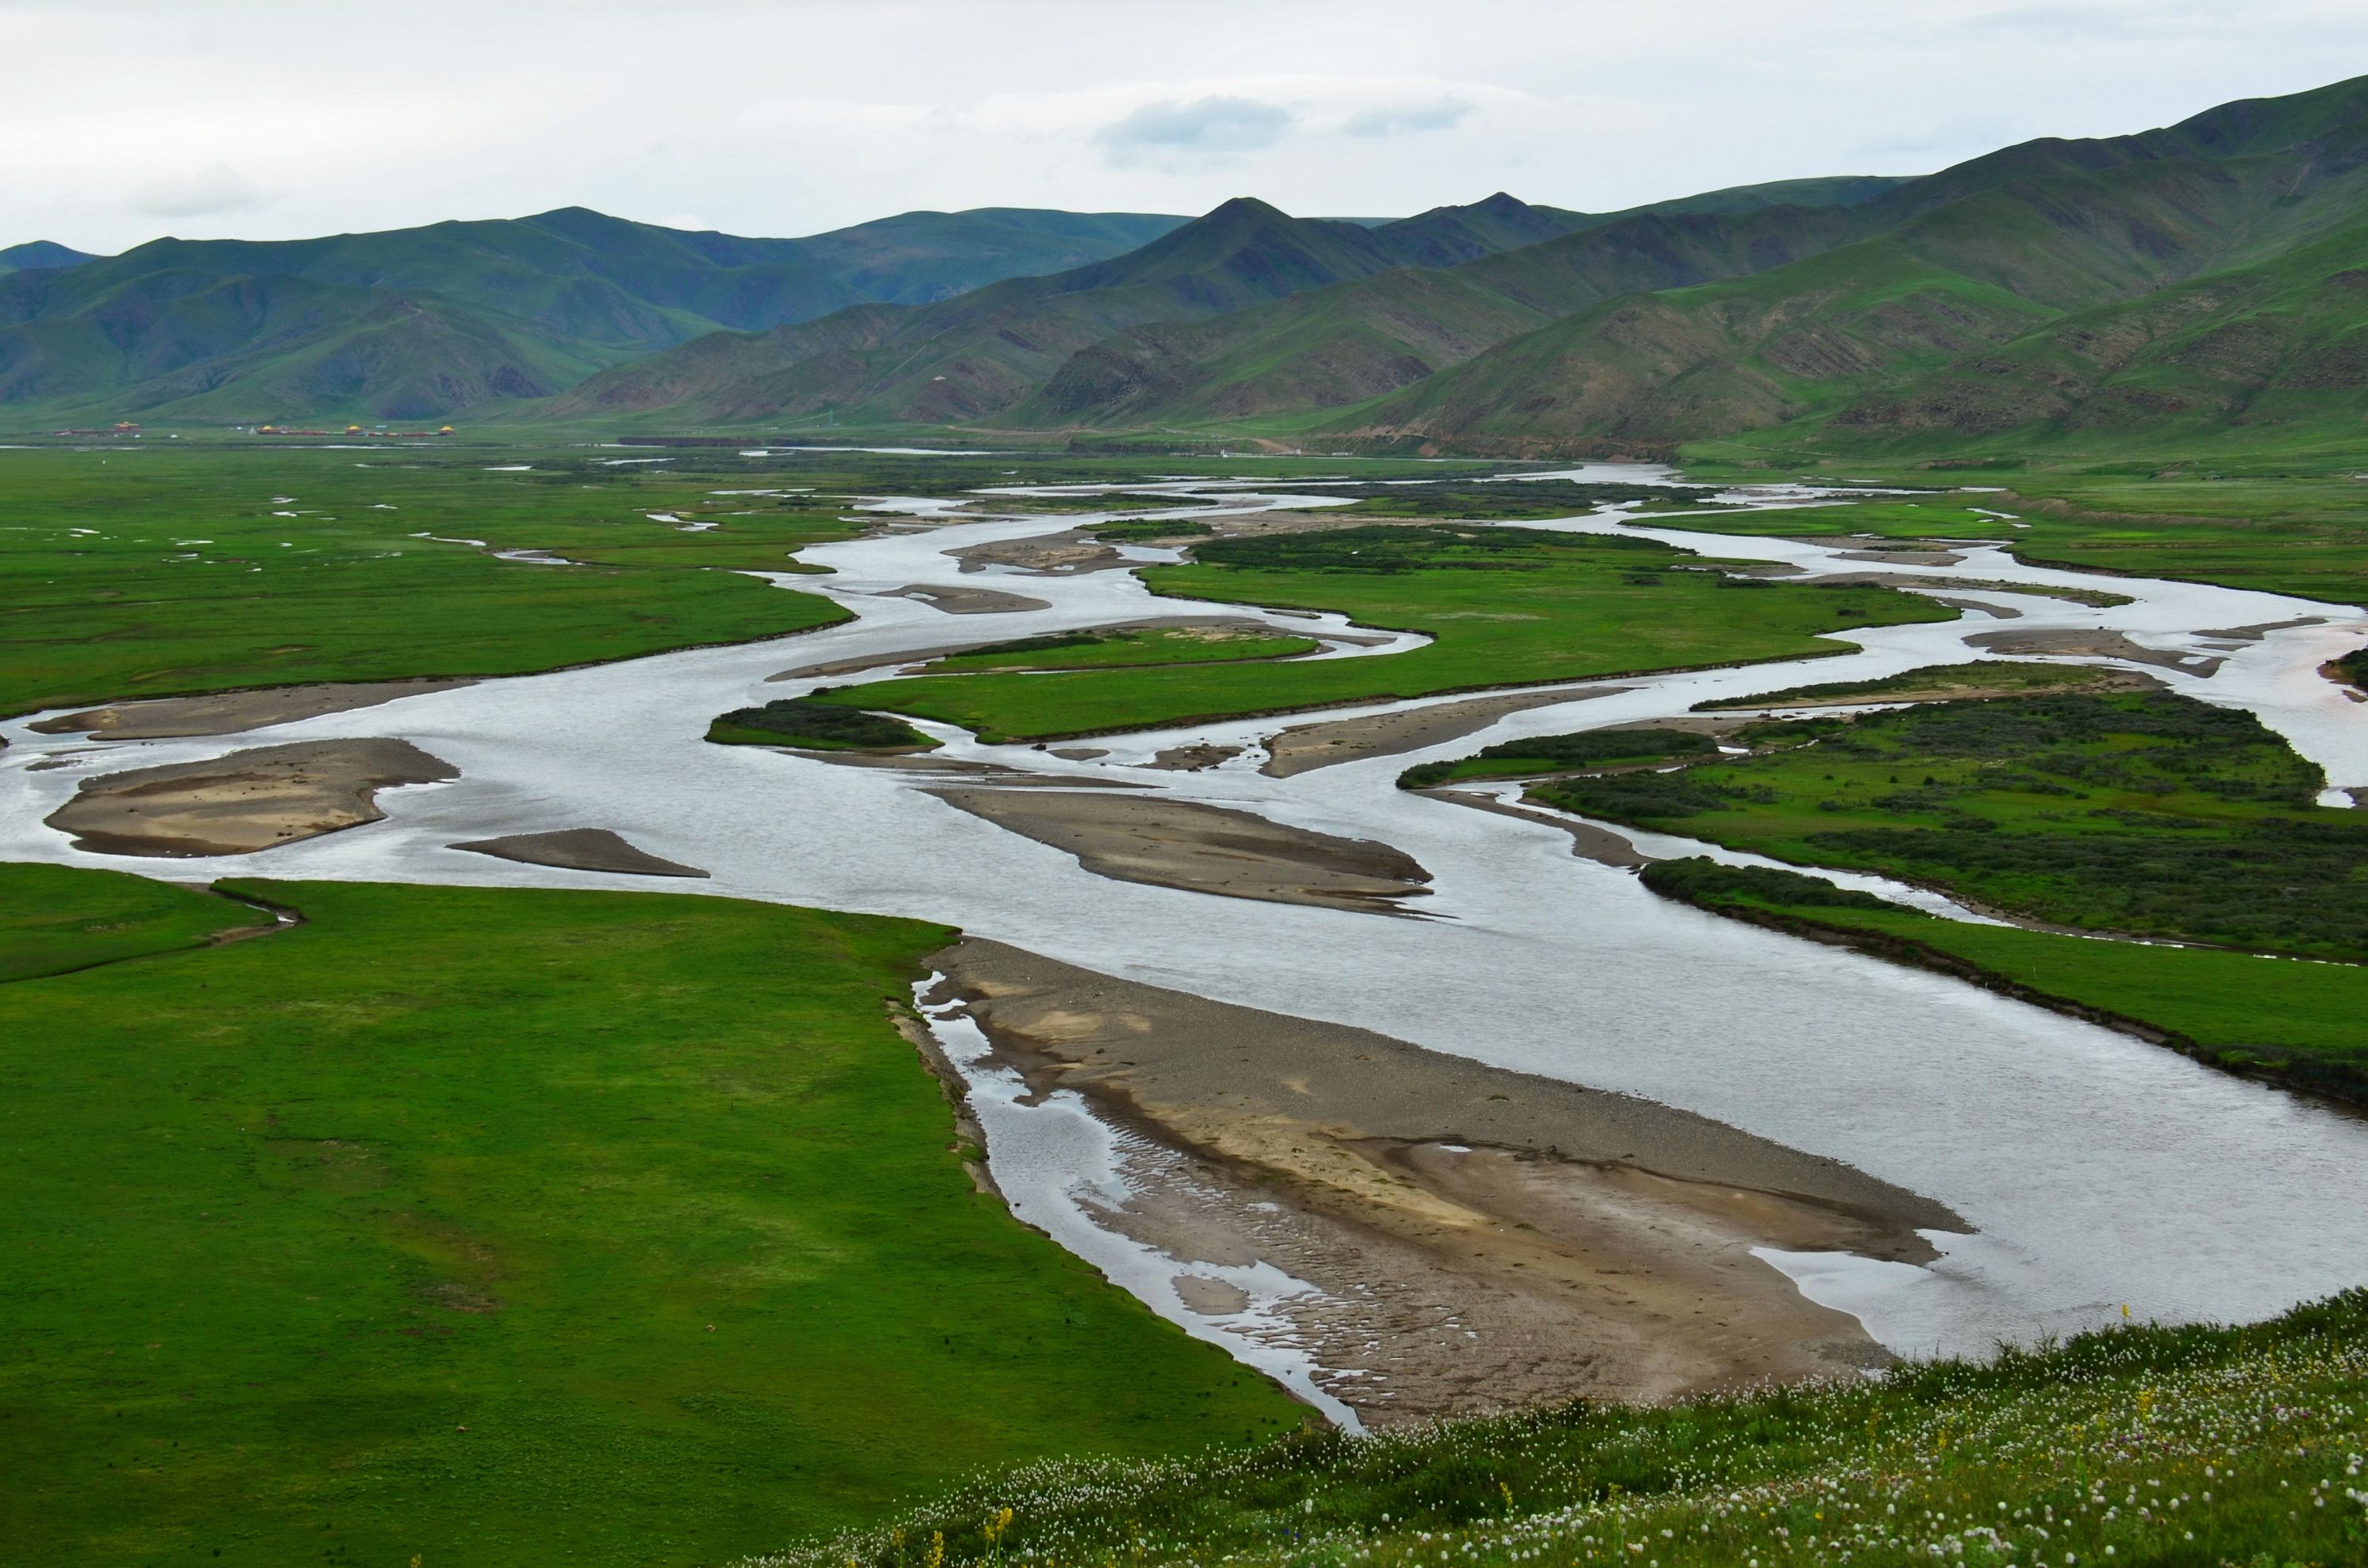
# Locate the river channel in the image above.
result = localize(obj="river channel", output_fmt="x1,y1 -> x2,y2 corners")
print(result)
6,463 -> 2366,1419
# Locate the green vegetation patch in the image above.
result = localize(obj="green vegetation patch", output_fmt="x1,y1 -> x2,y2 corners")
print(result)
980,494 -> 1208,515
1534,690 -> 2367,960
1695,659 -> 2140,709
930,624 -> 1319,673
1640,855 -> 2368,1098
1638,855 -> 1896,911
1339,480 -> 1724,518
2329,645 -> 2368,696
0,874 -> 1299,1568
755,1290 -> 2368,1568
0,445 -> 857,719
815,526 -> 1951,742
1660,498 -> 2008,540
1398,727 -> 1715,789
1679,463 -> 2368,607
0,863 -> 272,982
1086,517 -> 1219,541
710,694 -> 939,750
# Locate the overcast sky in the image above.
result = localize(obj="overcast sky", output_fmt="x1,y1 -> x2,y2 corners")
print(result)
9,0 -> 2367,253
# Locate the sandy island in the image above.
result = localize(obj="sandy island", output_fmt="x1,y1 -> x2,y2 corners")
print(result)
949,531 -> 1128,575
1261,687 -> 1624,778
880,583 -> 1051,615
46,738 -> 455,857
769,616 -> 1301,682
1431,788 -> 1654,867
1967,627 -> 2223,674
928,938 -> 1965,1422
450,828 -> 708,878
931,788 -> 1432,913
31,678 -> 474,740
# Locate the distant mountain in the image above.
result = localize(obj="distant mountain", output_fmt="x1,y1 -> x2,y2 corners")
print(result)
1338,75 -> 2368,450
1009,196 -> 1883,429
789,208 -> 1187,303
0,241 -> 98,275
548,189 -> 1776,426
0,207 -> 1184,422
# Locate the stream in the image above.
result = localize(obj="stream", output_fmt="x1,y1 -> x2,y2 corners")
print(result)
7,463 -> 2368,1410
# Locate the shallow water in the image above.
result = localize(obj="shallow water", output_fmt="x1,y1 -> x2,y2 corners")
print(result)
7,471 -> 2367,1395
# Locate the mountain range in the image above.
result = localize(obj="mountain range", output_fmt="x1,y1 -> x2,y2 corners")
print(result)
0,208 -> 1186,421
7,73 -> 2367,453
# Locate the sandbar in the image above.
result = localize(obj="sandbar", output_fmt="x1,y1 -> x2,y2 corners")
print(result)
881,583 -> 1051,615
47,738 -> 455,857
450,828 -> 708,878
1429,788 -> 1653,867
931,788 -> 1430,913
1967,627 -> 2223,674
949,531 -> 1128,576
930,939 -> 1965,1421
31,678 -> 474,740
1261,687 -> 1623,778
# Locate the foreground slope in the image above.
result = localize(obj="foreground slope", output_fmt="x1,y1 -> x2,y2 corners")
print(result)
751,1290 -> 2368,1568
0,870 -> 1298,1567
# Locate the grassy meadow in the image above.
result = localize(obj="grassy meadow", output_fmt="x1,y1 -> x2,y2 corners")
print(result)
0,443 -> 875,719
0,870 -> 1301,1568
1680,447 -> 2368,607
813,525 -> 1953,741
1643,857 -> 2368,1098
750,1290 -> 2368,1568
1530,691 -> 2365,960
924,625 -> 1321,674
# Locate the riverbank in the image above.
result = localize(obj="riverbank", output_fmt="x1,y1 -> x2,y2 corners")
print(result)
929,938 -> 1963,1423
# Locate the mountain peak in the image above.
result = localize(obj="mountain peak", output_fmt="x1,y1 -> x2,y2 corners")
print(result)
0,240 -> 99,273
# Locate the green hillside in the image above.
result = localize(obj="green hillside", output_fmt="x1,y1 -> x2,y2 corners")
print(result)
541,194 -> 1630,426
1810,213 -> 2368,451
748,1290 -> 2368,1568
579,180 -> 1911,432
1332,75 -> 2368,448
0,240 -> 97,275
0,208 -> 1190,425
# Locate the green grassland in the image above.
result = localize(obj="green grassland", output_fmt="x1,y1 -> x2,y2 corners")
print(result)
0,443 -> 868,718
1646,498 -> 2019,539
0,863 -> 272,982
752,1290 -> 2368,1568
1694,658 -> 2145,709
812,526 -> 1954,741
1643,858 -> 2368,1098
1336,479 -> 1726,518
1085,517 -> 1220,541
965,492 -> 1206,514
1396,726 -> 1714,789
1531,691 -> 2366,960
1676,456 -> 2368,607
0,870 -> 1300,1568
925,625 -> 1320,673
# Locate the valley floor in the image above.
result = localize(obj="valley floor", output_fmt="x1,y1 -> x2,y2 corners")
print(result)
6,440 -> 2368,1565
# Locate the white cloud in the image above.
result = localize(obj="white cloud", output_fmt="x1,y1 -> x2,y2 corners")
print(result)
127,164 -> 263,219
1343,99 -> 1472,137
1096,95 -> 1295,164
4,2 -> 2365,251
